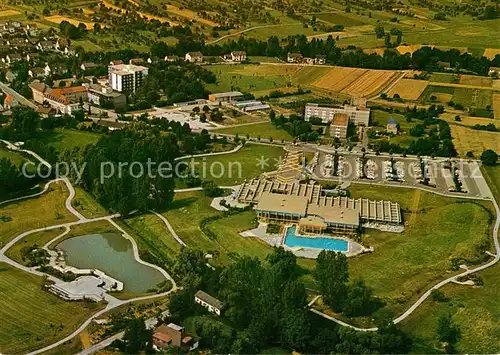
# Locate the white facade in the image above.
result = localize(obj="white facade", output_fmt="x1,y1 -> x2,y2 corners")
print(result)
194,295 -> 221,315
108,64 -> 148,92
305,104 -> 370,126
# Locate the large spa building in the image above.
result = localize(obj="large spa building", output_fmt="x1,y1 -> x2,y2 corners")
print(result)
236,180 -> 402,235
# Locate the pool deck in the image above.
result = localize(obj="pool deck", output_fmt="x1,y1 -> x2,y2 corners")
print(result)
241,223 -> 370,259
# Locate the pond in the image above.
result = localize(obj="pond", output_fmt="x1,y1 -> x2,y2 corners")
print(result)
57,233 -> 167,293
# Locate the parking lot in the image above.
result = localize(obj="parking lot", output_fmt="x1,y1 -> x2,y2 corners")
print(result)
313,152 -> 490,199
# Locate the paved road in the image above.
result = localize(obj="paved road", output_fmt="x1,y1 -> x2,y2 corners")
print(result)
0,81 -> 37,109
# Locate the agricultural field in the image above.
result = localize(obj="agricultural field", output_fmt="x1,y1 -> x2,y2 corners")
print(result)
452,88 -> 493,116
400,263 -> 500,354
460,74 -> 492,87
312,66 -> 399,97
0,263 -> 104,354
483,48 -> 500,60
315,12 -> 367,27
44,15 -> 94,29
345,184 -> 495,315
0,9 -> 20,17
450,125 -> 500,157
387,79 -> 429,100
0,181 -> 77,245
430,73 -> 459,84
213,122 -> 294,142
482,165 -> 500,206
179,143 -> 284,186
493,93 -> 500,119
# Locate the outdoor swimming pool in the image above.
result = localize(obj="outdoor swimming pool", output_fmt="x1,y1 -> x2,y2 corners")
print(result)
284,226 -> 348,252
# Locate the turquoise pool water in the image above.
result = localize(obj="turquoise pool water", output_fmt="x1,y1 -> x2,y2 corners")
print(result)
284,226 -> 348,252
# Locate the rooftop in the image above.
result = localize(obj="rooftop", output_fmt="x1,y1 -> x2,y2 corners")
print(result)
331,113 -> 349,127
209,91 -> 243,99
256,192 -> 308,216
195,290 -> 223,309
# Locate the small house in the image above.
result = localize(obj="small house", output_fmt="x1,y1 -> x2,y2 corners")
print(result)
230,50 -> 247,62
287,52 -> 303,63
185,51 -> 203,63
387,117 -> 399,135
194,290 -> 223,315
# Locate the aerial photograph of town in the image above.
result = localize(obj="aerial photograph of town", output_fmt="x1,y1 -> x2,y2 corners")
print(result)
0,0 -> 498,353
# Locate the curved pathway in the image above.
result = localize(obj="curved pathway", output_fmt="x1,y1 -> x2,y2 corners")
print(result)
206,24 -> 290,45
174,143 -> 243,161
150,210 -> 187,247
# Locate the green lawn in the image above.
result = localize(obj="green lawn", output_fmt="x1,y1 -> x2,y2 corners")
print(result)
0,181 -> 77,245
346,184 -> 495,315
31,128 -> 101,154
5,228 -> 65,265
214,122 -> 294,142
72,187 -> 109,219
316,12 -> 367,26
179,143 -> 284,186
419,85 -> 456,104
161,191 -> 271,265
482,165 -> 500,205
452,88 -> 493,110
0,263 -> 104,354
430,73 -> 459,84
400,263 -> 500,354
0,147 -> 32,167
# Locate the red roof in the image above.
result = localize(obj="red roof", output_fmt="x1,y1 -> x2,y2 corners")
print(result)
4,94 -> 14,106
153,331 -> 172,343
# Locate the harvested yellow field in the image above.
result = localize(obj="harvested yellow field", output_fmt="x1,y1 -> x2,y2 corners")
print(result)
166,5 -> 219,26
313,67 -> 367,92
493,94 -> 500,119
460,75 -> 492,87
483,48 -> 500,60
493,80 -> 500,90
44,15 -> 94,29
387,79 -> 429,100
441,113 -> 500,127
0,9 -> 20,17
451,125 -> 500,156
397,45 -> 424,55
342,70 -> 398,98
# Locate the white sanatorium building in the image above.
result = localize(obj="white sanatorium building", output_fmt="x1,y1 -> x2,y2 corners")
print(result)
108,63 -> 148,92
305,103 -> 370,126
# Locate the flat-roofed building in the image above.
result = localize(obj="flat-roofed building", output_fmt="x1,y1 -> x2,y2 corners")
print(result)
330,113 -> 349,139
108,63 -> 148,92
305,103 -> 370,126
238,180 -> 401,233
208,91 -> 243,102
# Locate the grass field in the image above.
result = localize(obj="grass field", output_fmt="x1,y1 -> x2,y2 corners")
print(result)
213,122 -> 294,141
430,73 -> 459,84
161,191 -> 271,265
72,187 -> 108,219
180,143 -> 284,186
0,263 -> 104,354
492,93 -> 500,119
400,263 -> 500,354
0,146 -> 32,167
450,125 -> 500,156
482,165 -> 500,205
460,75 -> 492,87
5,228 -> 65,265
32,129 -> 101,154
387,79 -> 429,100
419,85 -> 456,104
0,181 -> 77,245
316,12 -> 366,27
345,184 -> 494,314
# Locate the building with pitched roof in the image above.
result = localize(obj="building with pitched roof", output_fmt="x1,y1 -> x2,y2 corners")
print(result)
194,290 -> 223,315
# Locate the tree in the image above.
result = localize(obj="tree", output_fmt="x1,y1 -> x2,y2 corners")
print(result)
11,107 -> 40,140
343,279 -> 374,316
436,314 -> 460,352
314,251 -> 349,312
375,25 -> 385,38
480,149 -> 498,166
202,180 -> 223,197
122,318 -> 152,353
